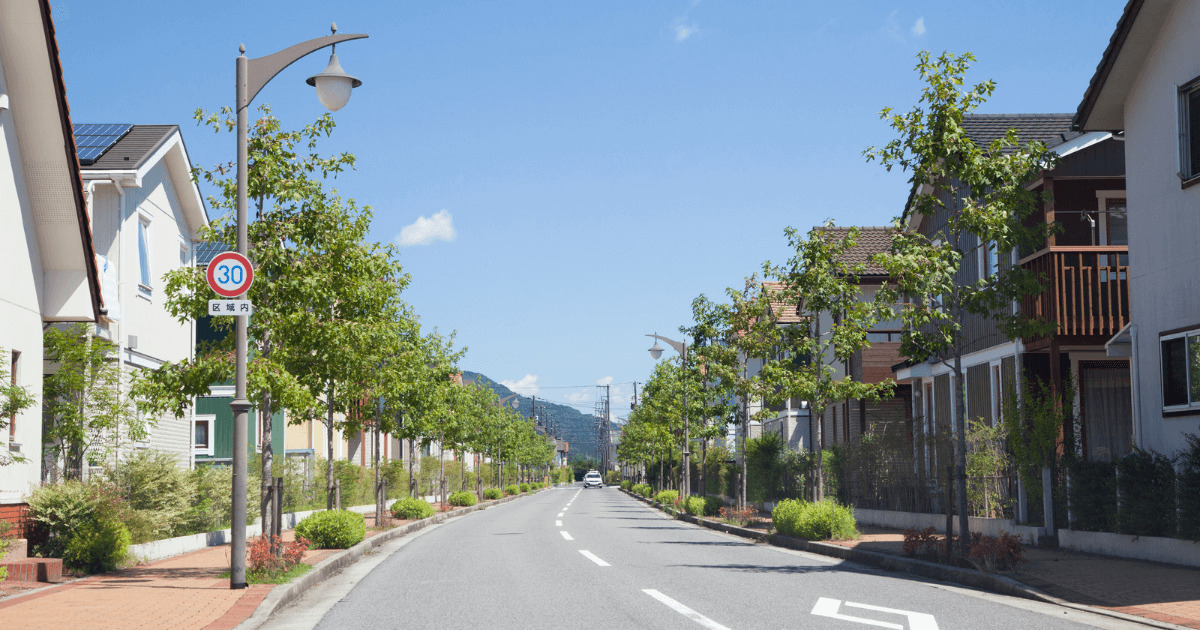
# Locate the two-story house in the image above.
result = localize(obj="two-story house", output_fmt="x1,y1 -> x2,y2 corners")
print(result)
894,114 -> 1131,481
1074,0 -> 1200,456
76,124 -> 208,473
0,0 -> 103,520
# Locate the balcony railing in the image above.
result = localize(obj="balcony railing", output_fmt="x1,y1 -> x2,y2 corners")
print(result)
1019,245 -> 1130,342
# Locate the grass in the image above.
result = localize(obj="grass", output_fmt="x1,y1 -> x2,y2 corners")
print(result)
220,563 -> 312,585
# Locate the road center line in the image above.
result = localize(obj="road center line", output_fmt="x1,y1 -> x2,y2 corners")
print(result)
557,512 -> 563,517
578,550 -> 609,566
560,531 -> 574,541
642,589 -> 730,630
556,520 -> 562,527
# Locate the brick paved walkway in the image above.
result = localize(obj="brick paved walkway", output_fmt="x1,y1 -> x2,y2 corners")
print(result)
0,526 -> 376,630
829,527 -> 1200,629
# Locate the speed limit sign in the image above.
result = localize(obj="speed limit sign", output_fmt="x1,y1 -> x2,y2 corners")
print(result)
206,252 -> 255,298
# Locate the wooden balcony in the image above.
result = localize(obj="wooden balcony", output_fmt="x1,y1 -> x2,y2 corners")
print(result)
1019,246 -> 1130,346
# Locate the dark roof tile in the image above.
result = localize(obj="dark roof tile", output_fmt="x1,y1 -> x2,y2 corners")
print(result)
962,114 -> 1080,151
78,124 -> 177,171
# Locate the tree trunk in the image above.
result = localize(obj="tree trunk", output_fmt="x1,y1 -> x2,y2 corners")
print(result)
438,431 -> 446,505
261,389 -> 273,540
953,350 -> 969,558
374,421 -> 383,527
326,382 -> 336,510
408,438 -> 417,498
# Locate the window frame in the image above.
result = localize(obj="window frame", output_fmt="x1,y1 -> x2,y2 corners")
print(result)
193,414 -> 215,457
1160,327 -> 1200,412
136,213 -> 153,298
1178,75 -> 1200,186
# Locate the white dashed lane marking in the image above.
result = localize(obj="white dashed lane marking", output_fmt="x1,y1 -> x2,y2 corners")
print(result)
578,550 -> 609,566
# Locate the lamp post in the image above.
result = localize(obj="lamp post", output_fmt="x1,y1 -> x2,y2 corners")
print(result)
229,24 -> 366,589
646,333 -> 690,498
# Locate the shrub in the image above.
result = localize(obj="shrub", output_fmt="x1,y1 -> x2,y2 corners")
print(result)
654,490 -> 679,505
773,499 -> 858,541
1117,450 -> 1176,537
717,506 -> 756,526
483,488 -> 503,500
637,484 -> 654,498
703,496 -> 724,516
1180,434 -> 1200,540
249,534 -> 309,577
106,450 -> 191,543
448,491 -> 477,507
620,480 -> 632,491
63,518 -> 130,573
391,497 -> 435,520
968,532 -> 1024,571
295,510 -> 365,549
605,471 -> 621,485
901,527 -> 943,559
26,480 -> 127,561
684,496 -> 706,516
519,483 -> 530,493
1067,459 -> 1117,532
504,485 -> 519,496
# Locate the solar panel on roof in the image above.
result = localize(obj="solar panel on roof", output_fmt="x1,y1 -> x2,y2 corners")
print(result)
73,123 -> 134,165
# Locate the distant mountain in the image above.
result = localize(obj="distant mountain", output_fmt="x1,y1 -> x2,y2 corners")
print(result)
463,371 -> 607,461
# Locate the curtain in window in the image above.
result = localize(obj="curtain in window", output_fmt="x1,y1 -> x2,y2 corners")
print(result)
1080,361 -> 1133,462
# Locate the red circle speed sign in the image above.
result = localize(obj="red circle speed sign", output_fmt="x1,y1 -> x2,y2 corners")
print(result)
206,252 -> 254,298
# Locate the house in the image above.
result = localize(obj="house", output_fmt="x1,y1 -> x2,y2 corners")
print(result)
895,114 -> 1131,474
73,124 -> 208,474
0,0 -> 103,519
759,227 -> 909,454
1074,0 -> 1200,456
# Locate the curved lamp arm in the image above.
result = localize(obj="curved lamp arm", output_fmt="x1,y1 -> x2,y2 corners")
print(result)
240,33 -> 368,109
646,333 -> 687,357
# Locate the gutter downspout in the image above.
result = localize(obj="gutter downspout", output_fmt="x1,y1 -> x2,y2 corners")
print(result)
1130,325 -> 1142,448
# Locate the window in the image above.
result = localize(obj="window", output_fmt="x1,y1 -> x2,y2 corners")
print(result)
179,240 -> 190,268
979,240 -> 999,280
1161,329 -> 1200,410
137,216 -> 152,296
193,415 -> 214,456
1179,77 -> 1200,182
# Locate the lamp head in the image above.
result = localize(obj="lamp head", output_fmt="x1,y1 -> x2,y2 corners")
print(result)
307,46 -> 361,112
648,338 -> 664,360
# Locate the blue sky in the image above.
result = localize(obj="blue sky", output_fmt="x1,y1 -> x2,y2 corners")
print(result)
53,0 -> 1125,418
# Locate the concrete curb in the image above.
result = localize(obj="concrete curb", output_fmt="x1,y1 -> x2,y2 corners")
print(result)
619,490 -> 1188,630
238,489 -> 545,629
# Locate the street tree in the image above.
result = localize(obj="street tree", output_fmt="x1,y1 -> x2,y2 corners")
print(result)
864,51 -> 1059,555
0,349 -> 36,467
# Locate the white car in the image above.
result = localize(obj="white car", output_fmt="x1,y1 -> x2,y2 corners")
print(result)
583,471 -> 604,488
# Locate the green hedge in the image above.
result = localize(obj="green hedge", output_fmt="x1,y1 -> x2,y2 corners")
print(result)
684,496 -> 706,516
391,497 -> 435,520
504,485 -> 519,496
620,480 -> 632,491
772,498 -> 859,541
296,509 -> 365,549
703,496 -> 724,517
1068,459 -> 1117,532
519,483 -> 530,493
1181,435 -> 1200,540
654,490 -> 679,505
1117,450 -> 1177,537
448,491 -> 477,507
483,488 -> 503,500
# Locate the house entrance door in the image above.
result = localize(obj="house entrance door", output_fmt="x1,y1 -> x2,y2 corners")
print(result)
1078,360 -> 1133,461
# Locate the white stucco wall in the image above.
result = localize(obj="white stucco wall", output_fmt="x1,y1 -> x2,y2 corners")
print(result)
0,65 -> 45,503
1122,0 -> 1200,455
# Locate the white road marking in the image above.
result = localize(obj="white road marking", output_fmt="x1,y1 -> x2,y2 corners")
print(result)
560,531 -> 574,540
642,589 -> 730,630
578,550 -> 609,566
811,597 -> 938,630
557,512 -> 563,517
556,520 -> 562,527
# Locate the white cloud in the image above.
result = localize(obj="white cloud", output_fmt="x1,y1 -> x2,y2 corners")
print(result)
911,17 -> 926,37
501,374 -> 540,396
674,24 -> 698,42
596,376 -> 615,386
565,391 -> 593,404
397,209 -> 456,247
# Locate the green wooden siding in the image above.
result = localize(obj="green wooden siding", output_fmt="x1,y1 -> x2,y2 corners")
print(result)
195,396 -> 285,462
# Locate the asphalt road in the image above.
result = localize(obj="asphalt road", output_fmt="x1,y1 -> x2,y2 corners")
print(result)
269,485 -> 1147,630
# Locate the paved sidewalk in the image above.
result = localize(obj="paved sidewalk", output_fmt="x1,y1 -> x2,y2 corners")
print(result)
0,527 -> 362,630
827,527 -> 1200,629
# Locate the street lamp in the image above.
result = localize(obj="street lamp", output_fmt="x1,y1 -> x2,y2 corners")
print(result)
229,24 -> 367,590
645,333 -> 690,499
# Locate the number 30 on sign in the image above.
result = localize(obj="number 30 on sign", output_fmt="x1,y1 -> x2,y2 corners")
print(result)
206,252 -> 254,298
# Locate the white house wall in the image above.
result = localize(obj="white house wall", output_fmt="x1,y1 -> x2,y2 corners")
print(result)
1121,0 -> 1200,454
